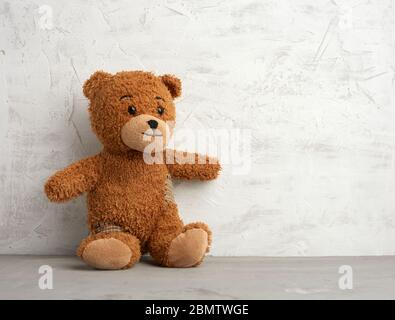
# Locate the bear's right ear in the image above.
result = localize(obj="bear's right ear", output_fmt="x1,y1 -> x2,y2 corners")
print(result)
83,71 -> 112,99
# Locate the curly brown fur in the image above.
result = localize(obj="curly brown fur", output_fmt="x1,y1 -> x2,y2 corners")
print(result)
166,150 -> 221,180
45,70 -> 221,269
147,201 -> 184,265
45,155 -> 101,202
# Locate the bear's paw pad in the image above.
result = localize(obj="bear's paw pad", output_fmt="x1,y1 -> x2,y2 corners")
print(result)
82,238 -> 132,270
167,228 -> 208,267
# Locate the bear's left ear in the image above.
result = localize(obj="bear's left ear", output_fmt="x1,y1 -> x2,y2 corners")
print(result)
83,71 -> 112,100
160,74 -> 182,99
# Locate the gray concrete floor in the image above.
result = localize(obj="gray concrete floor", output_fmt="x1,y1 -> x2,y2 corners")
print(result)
0,255 -> 394,299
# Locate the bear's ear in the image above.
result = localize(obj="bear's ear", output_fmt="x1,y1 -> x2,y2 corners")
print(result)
83,71 -> 112,99
160,74 -> 182,99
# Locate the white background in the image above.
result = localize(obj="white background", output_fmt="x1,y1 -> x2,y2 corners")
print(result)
1,0 -> 395,256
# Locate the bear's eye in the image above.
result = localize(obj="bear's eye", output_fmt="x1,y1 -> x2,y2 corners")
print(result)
128,106 -> 137,115
157,106 -> 165,115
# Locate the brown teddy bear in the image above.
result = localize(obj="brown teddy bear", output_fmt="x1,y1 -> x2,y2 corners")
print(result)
44,71 -> 221,270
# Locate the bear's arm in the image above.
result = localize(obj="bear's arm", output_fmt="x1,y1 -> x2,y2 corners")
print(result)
165,150 -> 221,180
44,155 -> 102,202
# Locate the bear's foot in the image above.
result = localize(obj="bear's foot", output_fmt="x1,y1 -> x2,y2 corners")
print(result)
165,227 -> 209,268
77,232 -> 141,270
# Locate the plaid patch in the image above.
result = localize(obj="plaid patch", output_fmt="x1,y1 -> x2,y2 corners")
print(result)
94,223 -> 124,234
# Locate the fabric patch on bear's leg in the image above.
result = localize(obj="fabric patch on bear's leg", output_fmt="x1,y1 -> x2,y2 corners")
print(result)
94,222 -> 124,234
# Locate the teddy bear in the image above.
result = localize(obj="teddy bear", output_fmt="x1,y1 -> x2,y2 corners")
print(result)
44,70 -> 221,270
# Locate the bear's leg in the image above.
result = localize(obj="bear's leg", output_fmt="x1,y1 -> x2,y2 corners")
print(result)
148,202 -> 212,268
77,231 -> 141,270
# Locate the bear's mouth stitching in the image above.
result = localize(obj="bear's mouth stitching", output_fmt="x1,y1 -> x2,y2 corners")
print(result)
142,132 -> 163,137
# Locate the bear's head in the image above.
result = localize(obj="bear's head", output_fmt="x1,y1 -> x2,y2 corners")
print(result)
83,70 -> 181,153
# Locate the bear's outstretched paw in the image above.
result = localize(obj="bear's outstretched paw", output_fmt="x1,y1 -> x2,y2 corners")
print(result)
165,228 -> 209,268
77,232 -> 141,270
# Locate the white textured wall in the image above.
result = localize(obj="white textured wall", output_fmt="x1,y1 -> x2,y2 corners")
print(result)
1,0 -> 395,256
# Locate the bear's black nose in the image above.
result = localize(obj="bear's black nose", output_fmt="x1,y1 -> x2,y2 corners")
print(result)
147,119 -> 158,129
